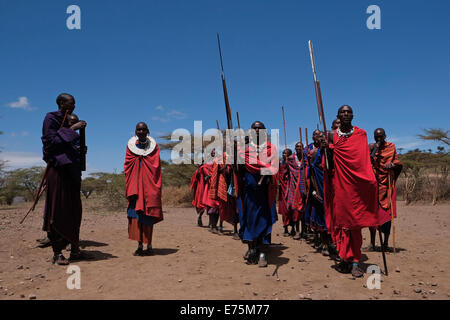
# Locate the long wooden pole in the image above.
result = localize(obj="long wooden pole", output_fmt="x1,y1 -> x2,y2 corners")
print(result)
299,127 -> 308,195
379,230 -> 388,276
281,106 -> 287,152
20,110 -> 69,224
388,172 -> 396,254
308,41 -> 329,170
236,112 -> 241,129
305,128 -> 309,151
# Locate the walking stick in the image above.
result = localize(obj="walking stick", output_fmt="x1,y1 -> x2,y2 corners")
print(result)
20,110 -> 69,224
388,172 -> 396,254
281,106 -> 287,153
299,127 -> 308,196
378,229 -> 388,276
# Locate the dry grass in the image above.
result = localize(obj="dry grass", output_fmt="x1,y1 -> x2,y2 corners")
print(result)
162,185 -> 192,207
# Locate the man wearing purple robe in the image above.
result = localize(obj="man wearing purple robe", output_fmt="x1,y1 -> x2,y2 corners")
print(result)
41,93 -> 89,265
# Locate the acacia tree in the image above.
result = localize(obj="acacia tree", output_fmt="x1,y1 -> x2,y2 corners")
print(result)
418,128 -> 450,146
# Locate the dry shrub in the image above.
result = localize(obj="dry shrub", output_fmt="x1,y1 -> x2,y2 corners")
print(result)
396,167 -> 450,205
162,185 -> 192,207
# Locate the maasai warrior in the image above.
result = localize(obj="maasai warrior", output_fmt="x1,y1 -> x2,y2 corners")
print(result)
209,152 -> 240,239
331,119 -> 341,130
200,149 -> 221,233
237,121 -> 278,267
41,93 -> 89,265
124,122 -> 163,256
37,113 -> 84,251
366,128 -> 403,252
285,143 -> 307,238
190,164 -> 206,227
321,105 -> 390,277
304,130 -> 330,256
278,148 -> 293,236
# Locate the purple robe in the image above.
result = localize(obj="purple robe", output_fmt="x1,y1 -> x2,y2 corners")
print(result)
41,110 -> 82,246
42,111 -> 80,168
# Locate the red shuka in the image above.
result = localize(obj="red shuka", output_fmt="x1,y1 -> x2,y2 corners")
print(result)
190,167 -> 206,210
244,142 -> 278,210
209,154 -> 238,225
372,141 -> 402,218
124,144 -> 163,223
200,162 -> 219,208
324,127 -> 390,233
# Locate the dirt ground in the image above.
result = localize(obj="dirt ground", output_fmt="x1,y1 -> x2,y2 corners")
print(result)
1,201 -> 449,300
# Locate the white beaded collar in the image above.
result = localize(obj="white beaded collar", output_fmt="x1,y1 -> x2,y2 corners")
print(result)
127,135 -> 156,156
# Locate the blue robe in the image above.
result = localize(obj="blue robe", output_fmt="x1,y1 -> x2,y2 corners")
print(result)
304,145 -> 326,230
237,170 -> 277,244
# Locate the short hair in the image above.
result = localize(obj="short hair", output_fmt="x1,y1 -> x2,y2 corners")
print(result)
251,121 -> 266,129
337,105 -> 353,115
374,128 -> 386,135
283,148 -> 292,156
136,122 -> 149,130
56,93 -> 74,107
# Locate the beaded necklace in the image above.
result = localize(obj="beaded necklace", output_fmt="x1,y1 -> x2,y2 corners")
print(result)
337,126 -> 354,138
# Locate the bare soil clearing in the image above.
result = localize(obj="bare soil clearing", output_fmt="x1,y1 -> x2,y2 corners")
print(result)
1,201 -> 449,300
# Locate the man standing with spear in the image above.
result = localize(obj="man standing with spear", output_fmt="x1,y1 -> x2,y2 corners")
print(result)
308,41 -> 390,277
39,93 -> 90,265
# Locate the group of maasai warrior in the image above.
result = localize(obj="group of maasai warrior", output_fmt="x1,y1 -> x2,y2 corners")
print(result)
190,106 -> 403,278
36,93 -> 402,279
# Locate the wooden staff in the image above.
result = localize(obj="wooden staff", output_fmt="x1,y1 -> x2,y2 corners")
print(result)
80,127 -> 86,171
379,230 -> 388,276
308,40 -> 329,169
20,110 -> 69,224
388,172 -> 396,254
305,128 -> 309,150
299,127 -> 308,195
281,106 -> 287,152
236,112 -> 241,129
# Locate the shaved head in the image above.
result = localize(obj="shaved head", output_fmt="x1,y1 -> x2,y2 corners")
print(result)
56,93 -> 74,107
337,105 -> 353,115
251,121 -> 266,129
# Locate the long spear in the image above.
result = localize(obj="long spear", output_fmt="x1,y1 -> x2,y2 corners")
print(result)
217,33 -> 233,131
80,127 -> 86,171
20,110 -> 69,224
236,112 -> 241,130
299,127 -> 308,195
388,172 -> 396,254
379,230 -> 388,275
281,106 -> 287,153
308,41 -> 329,169
305,128 -> 309,152
217,33 -> 237,194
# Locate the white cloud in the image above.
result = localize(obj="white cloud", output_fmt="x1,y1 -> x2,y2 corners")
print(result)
155,105 -> 164,111
389,135 -> 434,151
0,152 -> 45,169
167,110 -> 187,120
151,116 -> 170,123
21,131 -> 29,137
7,97 -> 35,111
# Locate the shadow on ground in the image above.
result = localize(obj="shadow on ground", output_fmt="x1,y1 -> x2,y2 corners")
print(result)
267,244 -> 289,267
80,240 -> 109,248
152,248 -> 179,256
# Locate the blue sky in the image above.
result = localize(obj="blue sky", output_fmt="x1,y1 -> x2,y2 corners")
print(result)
1,0 -> 449,174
